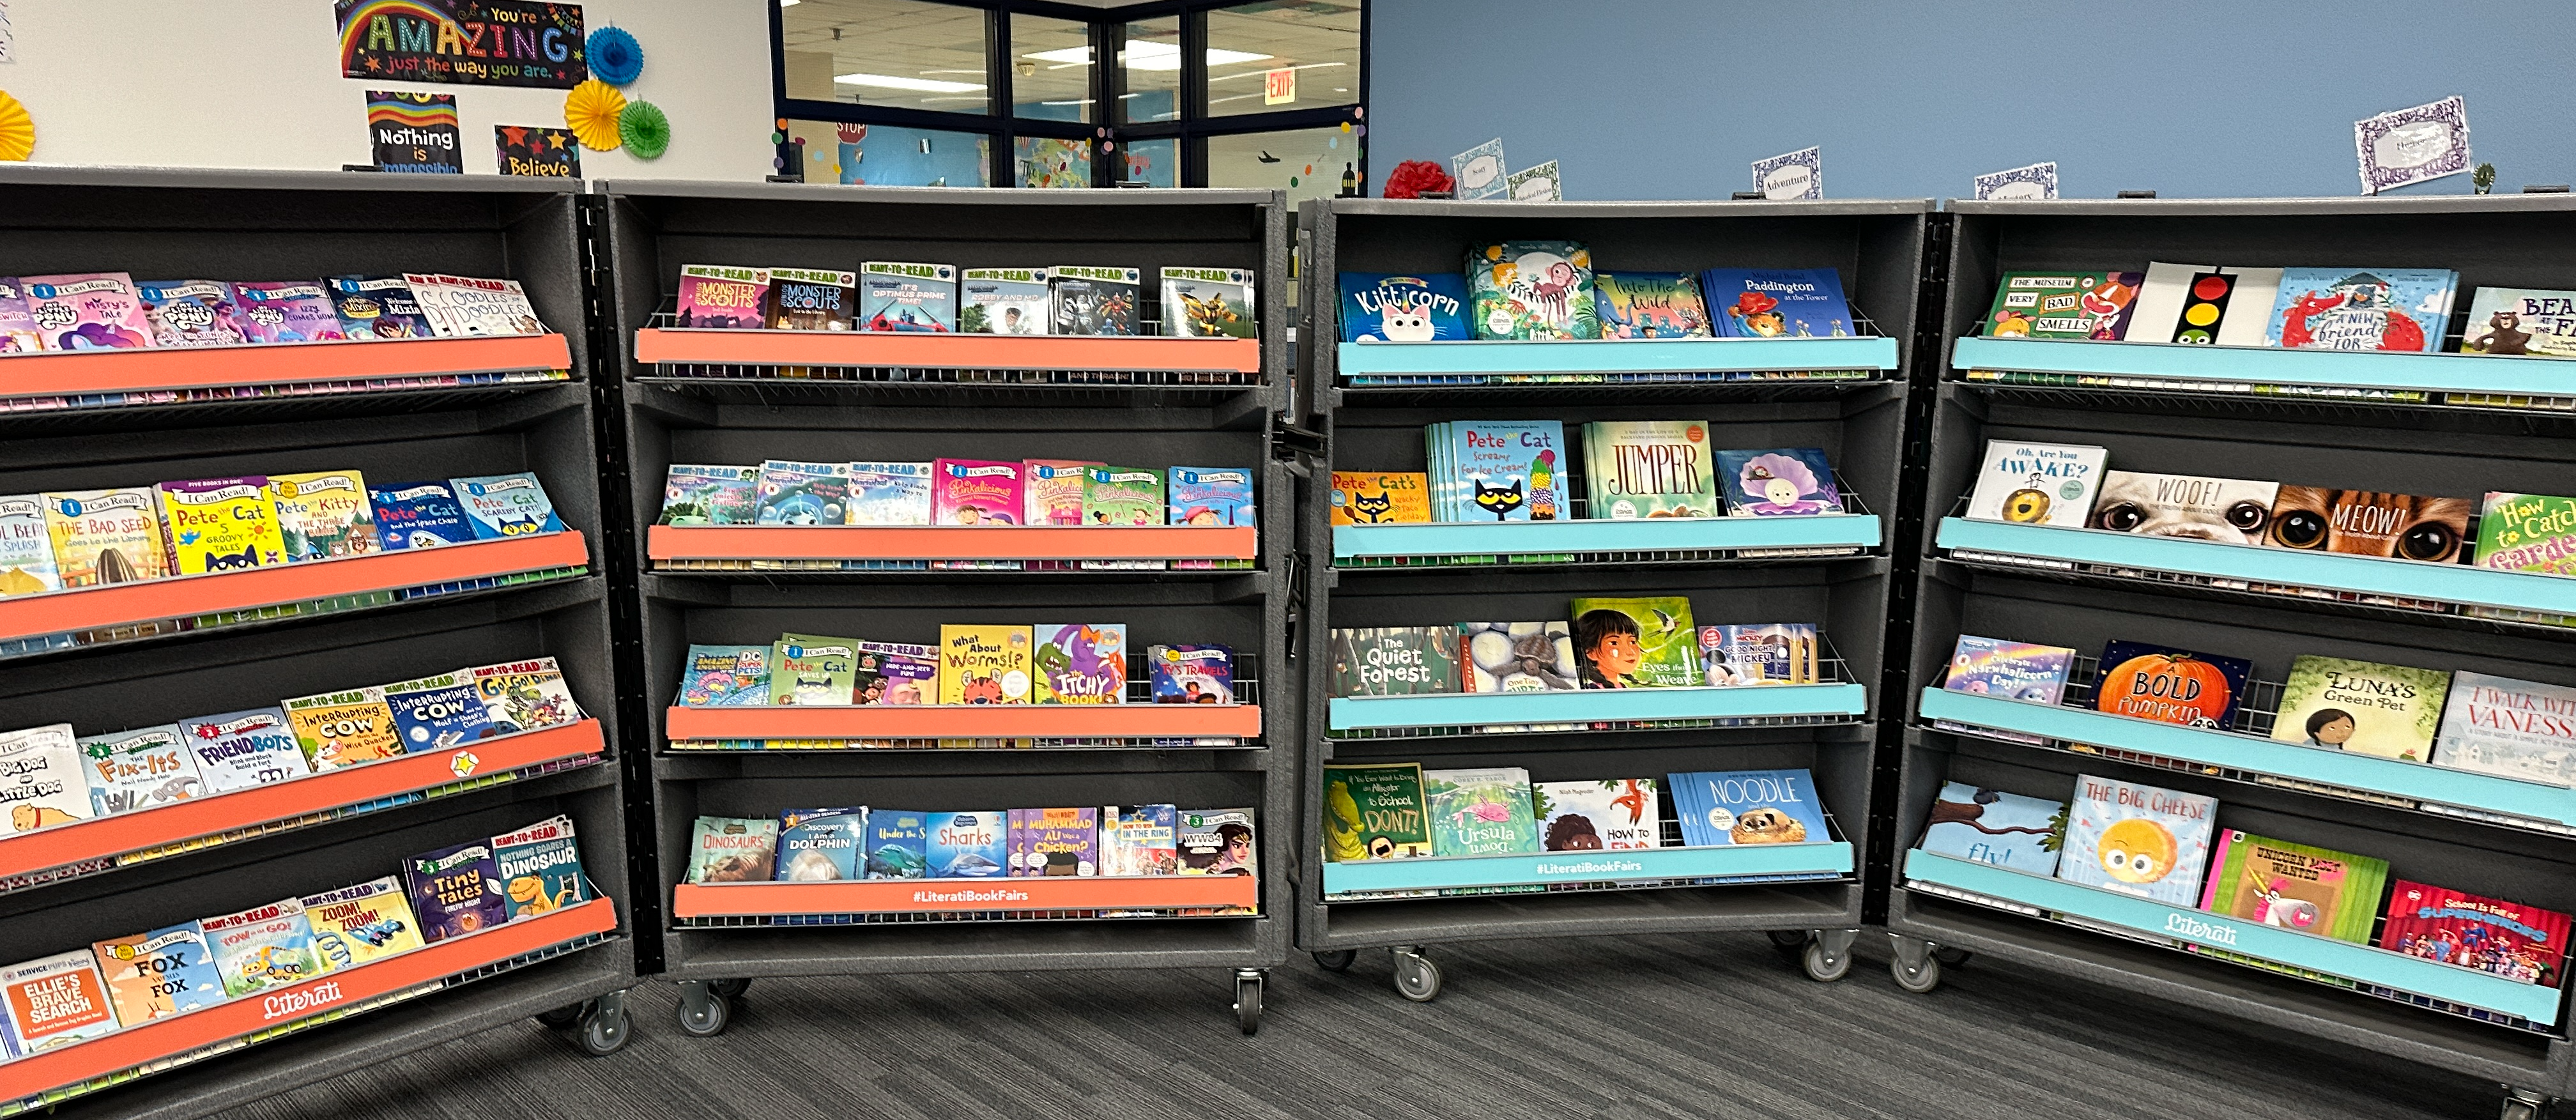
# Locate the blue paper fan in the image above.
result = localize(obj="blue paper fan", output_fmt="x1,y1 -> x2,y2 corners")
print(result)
588,27 -> 644,86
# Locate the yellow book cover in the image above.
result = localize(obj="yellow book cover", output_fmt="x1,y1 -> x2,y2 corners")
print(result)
282,687 -> 405,769
269,470 -> 379,562
300,877 -> 425,969
155,477 -> 288,574
939,624 -> 1034,705
1329,472 -> 1431,526
43,488 -> 168,587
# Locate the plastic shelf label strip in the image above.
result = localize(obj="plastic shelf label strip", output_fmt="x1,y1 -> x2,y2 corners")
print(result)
664,704 -> 1259,740
647,525 -> 1255,562
0,335 -> 572,396
1334,514 -> 1879,559
1321,840 -> 1853,894
671,874 -> 1257,917
634,329 -> 1261,374
1328,682 -> 1866,730
1952,335 -> 2576,396
1337,335 -> 1900,378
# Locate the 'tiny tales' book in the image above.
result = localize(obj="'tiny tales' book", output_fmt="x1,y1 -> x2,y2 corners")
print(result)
2054,774 -> 2216,905
2271,655 -> 2452,762
1034,623 -> 1127,704
201,898 -> 323,997
1919,782 -> 2066,874
492,815 -> 588,917
402,840 -> 511,940
79,725 -> 202,815
939,624 -> 1033,705
2200,830 -> 2389,942
687,817 -> 778,883
1669,769 -> 1832,847
2087,472 -> 2280,546
1535,779 -> 1660,850
1570,596 -> 1699,689
301,877 -> 425,969
2093,640 -> 2253,730
1322,762 -> 1432,861
1338,272 -> 1469,342
2380,880 -> 2571,987
1966,441 -> 2106,527
93,923 -> 224,1024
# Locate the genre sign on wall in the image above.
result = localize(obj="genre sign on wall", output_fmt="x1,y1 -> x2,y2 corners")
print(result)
367,90 -> 462,173
337,1 -> 588,89
496,124 -> 579,177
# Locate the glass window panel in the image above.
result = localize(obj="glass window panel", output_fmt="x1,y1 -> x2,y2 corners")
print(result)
1206,1 -> 1361,119
781,0 -> 992,115
1119,138 -> 1178,188
1119,17 -> 1181,125
1016,137 -> 1094,189
1010,14 -> 1094,123
1208,126 -> 1357,208
785,119 -> 992,187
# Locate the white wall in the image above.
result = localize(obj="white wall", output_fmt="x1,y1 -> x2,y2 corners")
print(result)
0,0 -> 776,180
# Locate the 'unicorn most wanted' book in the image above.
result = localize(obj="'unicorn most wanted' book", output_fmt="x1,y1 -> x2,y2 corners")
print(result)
2055,774 -> 2216,905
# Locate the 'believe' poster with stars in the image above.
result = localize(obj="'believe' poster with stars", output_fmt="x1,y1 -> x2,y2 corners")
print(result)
496,125 -> 579,178
338,1 -> 587,89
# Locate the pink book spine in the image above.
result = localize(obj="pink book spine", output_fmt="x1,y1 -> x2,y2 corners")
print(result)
2198,829 -> 2239,911
932,459 -> 1025,526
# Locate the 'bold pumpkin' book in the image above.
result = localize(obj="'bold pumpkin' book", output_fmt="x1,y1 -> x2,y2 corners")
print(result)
2092,640 -> 2253,730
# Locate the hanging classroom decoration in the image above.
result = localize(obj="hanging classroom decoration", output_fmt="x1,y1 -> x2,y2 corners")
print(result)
619,99 -> 670,160
0,90 -> 28,162
587,26 -> 643,86
564,78 -> 625,151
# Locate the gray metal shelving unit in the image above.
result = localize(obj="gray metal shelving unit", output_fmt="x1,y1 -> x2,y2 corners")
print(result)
1292,197 -> 1933,1000
596,181 -> 1296,1035
1889,196 -> 2576,1119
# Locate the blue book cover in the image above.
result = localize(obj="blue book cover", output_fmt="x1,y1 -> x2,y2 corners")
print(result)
679,644 -> 771,707
1338,272 -> 1471,342
1167,466 -> 1257,527
1594,272 -> 1712,339
753,460 -> 850,526
925,810 -> 1009,878
2264,267 -> 2458,353
1713,447 -> 1844,516
860,262 -> 958,333
847,461 -> 933,526
1436,420 -> 1567,523
1942,635 -> 2076,704
2056,774 -> 2217,905
370,481 -> 474,550
1919,781 -> 2066,875
324,274 -> 436,339
773,807 -> 867,881
1668,769 -> 1832,847
383,671 -> 497,753
863,809 -> 930,879
1149,643 -> 1234,705
491,815 -> 588,916
451,473 -> 564,539
960,268 -> 1049,335
1700,268 -> 1855,339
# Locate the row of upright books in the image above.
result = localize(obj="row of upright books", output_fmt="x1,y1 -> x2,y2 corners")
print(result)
1330,420 -> 1844,525
1332,598 -> 1821,698
684,804 -> 1255,884
1977,265 -> 2569,355
1339,245 -> 1859,342
1322,764 -> 1834,882
676,627 -> 1234,709
0,272 -> 548,351
673,263 -> 1255,339
657,459 -> 1254,529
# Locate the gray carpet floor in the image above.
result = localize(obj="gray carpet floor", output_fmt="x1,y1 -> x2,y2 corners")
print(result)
215,933 -> 2506,1120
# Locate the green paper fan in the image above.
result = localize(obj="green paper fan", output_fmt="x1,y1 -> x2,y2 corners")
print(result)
619,100 -> 671,160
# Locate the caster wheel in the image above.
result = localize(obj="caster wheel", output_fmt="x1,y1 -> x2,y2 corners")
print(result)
1392,950 -> 1441,1002
2499,1089 -> 2551,1120
1765,930 -> 1810,949
677,991 -> 730,1038
1311,949 -> 1356,972
1234,974 -> 1263,1036
1892,951 -> 1942,993
1933,947 -> 1973,968
535,1004 -> 584,1029
709,978 -> 751,999
578,1004 -> 629,1056
1802,939 -> 1851,983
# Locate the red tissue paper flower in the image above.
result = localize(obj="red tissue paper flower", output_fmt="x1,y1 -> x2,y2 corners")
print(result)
1382,160 -> 1454,199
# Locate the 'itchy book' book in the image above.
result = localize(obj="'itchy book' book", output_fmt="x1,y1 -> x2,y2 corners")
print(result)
2055,774 -> 2216,905
1919,783 -> 2066,874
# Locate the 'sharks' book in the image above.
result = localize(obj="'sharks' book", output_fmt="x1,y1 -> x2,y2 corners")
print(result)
926,810 -> 1008,878
1919,782 -> 2066,874
2054,774 -> 2216,905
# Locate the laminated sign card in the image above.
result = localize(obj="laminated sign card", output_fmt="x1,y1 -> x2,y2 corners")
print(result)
1754,147 -> 1821,201
1452,138 -> 1506,201
1974,162 -> 2058,201
2355,96 -> 2469,195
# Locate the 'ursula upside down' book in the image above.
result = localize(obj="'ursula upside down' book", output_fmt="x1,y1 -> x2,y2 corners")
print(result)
1423,766 -> 1542,857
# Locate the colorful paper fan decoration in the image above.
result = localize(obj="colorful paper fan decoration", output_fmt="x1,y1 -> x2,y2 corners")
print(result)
564,79 -> 627,151
619,100 -> 671,160
0,91 -> 31,163
587,27 -> 645,86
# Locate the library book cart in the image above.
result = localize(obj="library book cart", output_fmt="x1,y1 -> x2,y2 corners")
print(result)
1292,198 -> 1931,1001
1889,196 -> 2576,1119
599,182 -> 1295,1035
0,168 -> 637,1119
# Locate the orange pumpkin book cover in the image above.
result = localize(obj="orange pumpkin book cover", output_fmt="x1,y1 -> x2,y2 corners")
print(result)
2092,640 -> 2253,732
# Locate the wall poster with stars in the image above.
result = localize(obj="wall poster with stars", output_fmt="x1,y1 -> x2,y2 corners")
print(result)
496,123 -> 579,178
337,1 -> 587,89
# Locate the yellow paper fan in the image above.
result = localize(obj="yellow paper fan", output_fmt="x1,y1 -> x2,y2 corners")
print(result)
564,80 -> 627,151
0,91 -> 31,163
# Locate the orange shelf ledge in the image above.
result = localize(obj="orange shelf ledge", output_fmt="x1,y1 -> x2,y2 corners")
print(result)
673,875 -> 1257,917
647,524 -> 1254,562
0,719 -> 606,881
0,898 -> 616,1101
0,334 -> 572,397
664,703 -> 1261,741
0,530 -> 588,644
635,328 -> 1261,375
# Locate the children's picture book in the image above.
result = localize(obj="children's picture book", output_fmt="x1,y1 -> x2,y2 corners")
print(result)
750,461 -> 848,527
1582,420 -> 1717,519
1149,643 -> 1234,704
1,950 -> 118,1051
401,840 -> 510,940
2127,263 -> 2281,346
679,645 -> 772,707
765,267 -> 858,331
2201,831 -> 2389,942
1160,266 -> 1257,339
2472,493 -> 2576,584
1168,466 -> 1257,527
1940,634 -> 2076,703
863,809 -> 929,879
93,923 -> 225,1024
301,878 -> 425,970
2272,655 -> 2453,761
1329,626 -> 1461,697
2432,671 -> 2576,785
157,477 -> 287,574
2054,774 -> 2217,904
1328,471 -> 1431,525
2459,288 -> 2576,358
1700,268 -> 1853,338
136,279 -> 247,348
369,480 -> 474,550
931,459 -> 1023,526
1965,441 -> 2108,527
675,265 -> 769,330
0,496 -> 60,597
229,281 -> 347,343
1982,271 -> 2144,340
774,807 -> 867,881
960,267 -> 1049,335
1100,804 -> 1179,876
1338,272 -> 1471,342
20,273 -> 152,350
860,261 -> 958,332
2087,472 -> 2280,546
79,725 -> 201,815
1535,779 -> 1660,851
939,624 -> 1034,705
854,641 -> 937,706
0,724 -> 86,832
1919,782 -> 2066,873
270,470 -> 378,562
452,472 -> 564,539
1422,767 -> 1542,857
1699,623 -> 1820,687
0,277 -> 43,353
1715,447 -> 1843,516
925,811 -> 1009,878
1468,242 -> 1599,340
1034,623 -> 1127,704
770,633 -> 861,706
658,464 -> 761,526
1669,769 -> 1832,846
1593,272 -> 1712,339
1082,466 -> 1166,526
2093,640 -> 2253,730
1323,762 -> 1432,861
43,488 -> 167,588
383,671 -> 496,753
325,275 -> 436,339
1177,808 -> 1257,875
846,461 -> 933,526
1048,265 -> 1140,336
1432,420 -> 1567,523
2380,880 -> 2571,987
2265,486 -> 2471,561
470,657 -> 583,733
1569,596 -> 1699,689
178,707 -> 310,794
2264,268 -> 2458,352
491,815 -> 587,916
1019,460 -> 1099,526
1459,621 -> 1579,693
405,274 -> 546,337
686,816 -> 779,883
1016,806 -> 1099,876
201,898 -> 323,997
281,687 -> 404,770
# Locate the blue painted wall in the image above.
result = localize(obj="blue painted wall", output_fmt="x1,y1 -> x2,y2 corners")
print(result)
1369,0 -> 2562,201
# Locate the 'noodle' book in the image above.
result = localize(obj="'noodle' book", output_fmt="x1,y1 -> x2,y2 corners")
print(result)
1034,623 -> 1127,704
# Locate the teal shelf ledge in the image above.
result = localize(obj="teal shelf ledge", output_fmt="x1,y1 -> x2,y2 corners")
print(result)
1936,517 -> 2576,616
1905,849 -> 2563,1024
1335,513 -> 1880,560
1339,335 -> 1900,378
1326,840 -> 1853,896
1953,335 -> 2576,396
1918,687 -> 2576,827
1329,682 -> 1866,730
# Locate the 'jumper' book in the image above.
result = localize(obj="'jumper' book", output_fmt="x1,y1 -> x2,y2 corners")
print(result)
1965,441 -> 2106,528
1459,621 -> 1579,693
270,470 -> 379,561
1100,804 -> 1179,876
283,687 -> 404,769
43,488 -> 166,587
2127,263 -> 2281,346
680,645 -> 771,707
659,464 -> 760,526
931,459 -> 1023,526
2201,830 -> 2389,942
229,281 -> 346,343
1,950 -> 118,1051
401,840 -> 510,940
2093,640 -> 2253,730
2380,880 -> 2571,987
1329,471 -> 1432,525
960,267 -> 1049,335
765,267 -> 858,331
1048,266 -> 1140,336
863,810 -> 928,880
2271,655 -> 2452,762
775,807 -> 867,881
1034,623 -> 1127,704
1422,767 -> 1542,857
1016,806 -> 1099,876
383,671 -> 497,753
1582,420 -> 1717,519
1468,242 -> 1598,339
454,472 -> 565,539
1715,447 -> 1843,516
201,898 -> 323,996
301,877 -> 425,968
2460,288 -> 2576,358
938,624 -> 1034,705
1594,272 -> 1712,339
687,816 -> 778,883
926,811 -> 1009,878
491,815 -> 588,916
1982,271 -> 2144,339
1322,762 -> 1432,861
1168,466 -> 1257,527
1082,466 -> 1166,526
1177,808 -> 1258,875
93,923 -> 225,1024
2266,487 -> 2471,561
1699,623 -> 1820,687
1338,272 -> 1470,342
854,641 -> 936,706
1919,783 -> 2066,873
2054,774 -> 2216,905
20,273 -> 153,350
325,275 -> 436,339
137,279 -> 247,348
1700,268 -> 1853,338
370,481 -> 475,550
180,707 -> 310,794
770,633 -> 861,706
1160,266 -> 1257,339
1329,625 -> 1461,697
1535,779 -> 1660,850
1149,643 -> 1234,704
1569,596 -> 1699,689
861,261 -> 958,332
848,461 -> 935,526
1669,769 -> 1832,847
157,477 -> 287,574
470,657 -> 583,733
2432,671 -> 2576,785
1,724 -> 88,832
0,496 -> 61,597
1940,635 -> 2075,703
2087,472 -> 2280,546
2264,268 -> 2457,352
750,460 -> 850,527
675,265 -> 768,330
79,725 -> 202,815
1022,461 -> 1100,526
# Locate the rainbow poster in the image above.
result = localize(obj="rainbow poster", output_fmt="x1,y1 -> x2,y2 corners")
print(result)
367,91 -> 462,173
337,1 -> 586,89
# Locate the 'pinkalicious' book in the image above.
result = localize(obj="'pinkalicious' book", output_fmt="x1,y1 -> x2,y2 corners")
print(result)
1339,272 -> 1470,342
2264,268 -> 2458,353
0,277 -> 42,353
1466,242 -> 1598,340
1167,466 -> 1256,527
1022,460 -> 1100,526
2054,774 -> 2216,905
1714,447 -> 1843,516
931,459 -> 1023,526
1082,466 -> 1165,526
